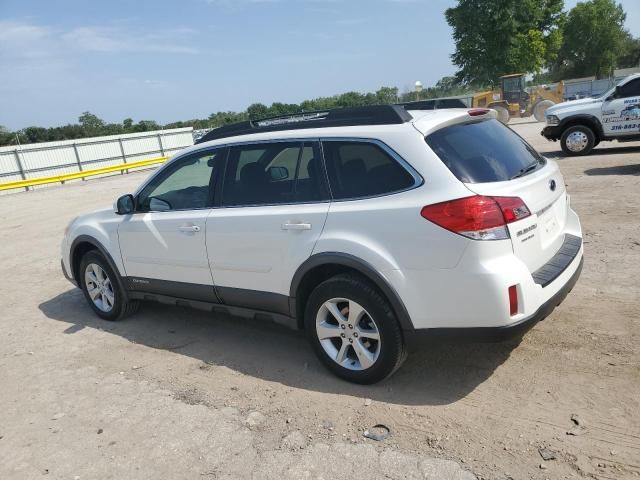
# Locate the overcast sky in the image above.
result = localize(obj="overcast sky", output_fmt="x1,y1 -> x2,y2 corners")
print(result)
1,0 -> 639,130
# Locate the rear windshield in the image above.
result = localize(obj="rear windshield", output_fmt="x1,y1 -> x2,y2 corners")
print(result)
425,119 -> 545,183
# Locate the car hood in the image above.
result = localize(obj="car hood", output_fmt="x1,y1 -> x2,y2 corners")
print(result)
546,97 -> 602,115
78,207 -> 115,222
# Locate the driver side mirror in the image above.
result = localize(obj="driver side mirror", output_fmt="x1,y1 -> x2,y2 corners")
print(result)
115,194 -> 135,215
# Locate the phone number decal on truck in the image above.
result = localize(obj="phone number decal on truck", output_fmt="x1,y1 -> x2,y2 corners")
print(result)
611,123 -> 640,131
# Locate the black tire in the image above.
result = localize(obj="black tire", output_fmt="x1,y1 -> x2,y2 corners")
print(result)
560,125 -> 596,156
79,250 -> 139,321
533,100 -> 555,123
304,273 -> 406,384
490,104 -> 510,124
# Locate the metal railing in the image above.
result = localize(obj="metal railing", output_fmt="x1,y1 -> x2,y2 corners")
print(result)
0,156 -> 169,192
0,127 -> 193,194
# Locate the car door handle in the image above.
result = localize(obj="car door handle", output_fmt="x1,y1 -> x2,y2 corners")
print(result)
179,224 -> 201,233
282,222 -> 312,231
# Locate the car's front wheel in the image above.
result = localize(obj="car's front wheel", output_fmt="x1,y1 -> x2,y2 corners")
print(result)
561,125 -> 596,156
305,274 -> 406,384
79,250 -> 138,321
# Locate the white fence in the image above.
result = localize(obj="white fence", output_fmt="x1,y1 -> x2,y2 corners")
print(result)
563,77 -> 618,100
563,68 -> 640,100
0,127 -> 194,194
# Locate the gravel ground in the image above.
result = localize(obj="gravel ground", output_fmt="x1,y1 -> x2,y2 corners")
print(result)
0,118 -> 638,480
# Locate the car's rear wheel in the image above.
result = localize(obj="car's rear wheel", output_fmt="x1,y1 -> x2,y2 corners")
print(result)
561,125 -> 595,156
305,274 -> 406,384
79,250 -> 138,321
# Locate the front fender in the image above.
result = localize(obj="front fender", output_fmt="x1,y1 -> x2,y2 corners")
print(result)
558,114 -> 605,138
67,209 -> 126,280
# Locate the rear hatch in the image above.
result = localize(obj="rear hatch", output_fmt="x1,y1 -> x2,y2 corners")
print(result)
422,116 -> 568,273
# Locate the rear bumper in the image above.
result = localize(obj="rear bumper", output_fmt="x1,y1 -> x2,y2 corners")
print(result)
532,234 -> 582,287
409,255 -> 583,344
541,125 -> 562,140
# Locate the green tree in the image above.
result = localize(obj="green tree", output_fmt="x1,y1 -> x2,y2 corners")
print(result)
22,127 -> 50,143
78,112 -> 105,134
78,112 -> 104,130
267,102 -> 300,117
398,76 -> 480,102
132,120 -> 161,132
445,0 -> 565,86
618,33 -> 640,69
0,126 -> 15,146
123,118 -> 134,130
375,86 -> 399,104
552,0 -> 627,79
247,103 -> 270,120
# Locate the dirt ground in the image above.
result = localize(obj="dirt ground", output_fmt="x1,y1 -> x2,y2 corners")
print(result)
1,119 -> 638,480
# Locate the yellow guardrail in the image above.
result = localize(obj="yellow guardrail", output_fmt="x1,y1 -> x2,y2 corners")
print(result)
0,156 -> 169,192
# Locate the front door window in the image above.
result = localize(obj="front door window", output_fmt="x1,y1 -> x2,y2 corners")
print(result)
137,150 -> 223,212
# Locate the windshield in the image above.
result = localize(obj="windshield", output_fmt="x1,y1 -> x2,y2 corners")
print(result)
503,76 -> 524,92
425,119 -> 546,183
595,87 -> 615,99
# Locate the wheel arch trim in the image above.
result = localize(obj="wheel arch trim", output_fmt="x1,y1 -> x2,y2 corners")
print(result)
69,235 -> 125,286
559,114 -> 604,139
290,252 -> 415,331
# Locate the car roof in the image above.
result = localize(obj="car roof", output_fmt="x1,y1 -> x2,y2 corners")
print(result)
180,107 -> 494,156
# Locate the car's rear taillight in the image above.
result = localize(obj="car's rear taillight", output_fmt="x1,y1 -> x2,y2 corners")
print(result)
420,195 -> 530,240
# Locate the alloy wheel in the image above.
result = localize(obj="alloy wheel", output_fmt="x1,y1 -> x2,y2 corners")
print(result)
315,298 -> 381,371
84,263 -> 115,312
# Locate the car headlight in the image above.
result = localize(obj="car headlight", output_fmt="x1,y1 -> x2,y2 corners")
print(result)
546,115 -> 560,126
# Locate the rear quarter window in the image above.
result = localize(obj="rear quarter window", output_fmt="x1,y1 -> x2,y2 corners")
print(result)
425,119 -> 545,183
322,141 -> 416,200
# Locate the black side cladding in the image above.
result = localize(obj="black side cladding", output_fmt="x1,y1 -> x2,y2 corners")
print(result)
195,105 -> 413,144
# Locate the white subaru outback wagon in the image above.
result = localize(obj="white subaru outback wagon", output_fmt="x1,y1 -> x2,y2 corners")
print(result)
62,105 -> 583,384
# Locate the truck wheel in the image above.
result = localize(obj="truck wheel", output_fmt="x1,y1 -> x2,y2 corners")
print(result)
304,273 -> 406,384
533,100 -> 554,123
491,105 -> 510,124
560,125 -> 595,156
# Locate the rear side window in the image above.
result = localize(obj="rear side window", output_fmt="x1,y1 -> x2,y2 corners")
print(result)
425,119 -> 545,183
222,141 -> 327,206
322,141 -> 416,200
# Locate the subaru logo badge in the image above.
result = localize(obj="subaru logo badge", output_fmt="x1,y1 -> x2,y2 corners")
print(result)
549,179 -> 556,191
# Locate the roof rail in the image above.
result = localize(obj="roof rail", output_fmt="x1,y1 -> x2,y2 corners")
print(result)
195,105 -> 413,144
399,99 -> 468,111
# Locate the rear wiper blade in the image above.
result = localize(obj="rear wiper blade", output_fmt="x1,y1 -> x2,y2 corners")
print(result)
510,162 -> 539,180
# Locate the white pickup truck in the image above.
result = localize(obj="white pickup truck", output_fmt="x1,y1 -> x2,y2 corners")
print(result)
542,73 -> 640,155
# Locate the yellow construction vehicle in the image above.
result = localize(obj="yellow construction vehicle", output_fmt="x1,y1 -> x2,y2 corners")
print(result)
403,73 -> 564,125
469,73 -> 564,124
